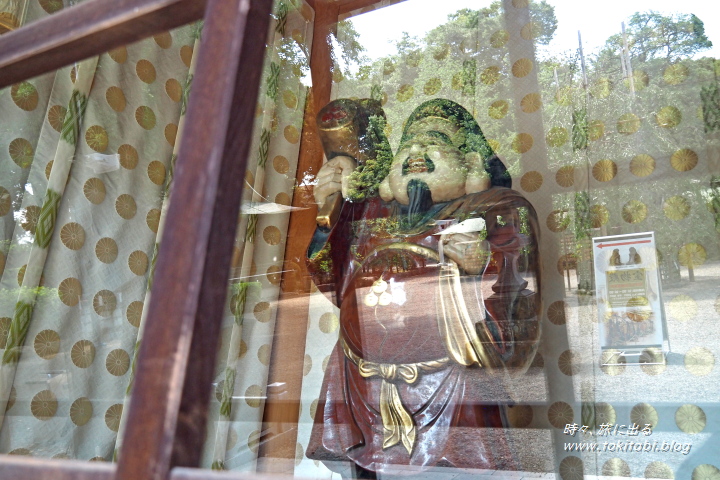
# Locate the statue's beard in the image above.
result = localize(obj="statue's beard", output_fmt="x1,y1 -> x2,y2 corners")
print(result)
406,179 -> 433,219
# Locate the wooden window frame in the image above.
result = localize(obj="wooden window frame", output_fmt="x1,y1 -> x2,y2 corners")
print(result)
0,0 -> 388,478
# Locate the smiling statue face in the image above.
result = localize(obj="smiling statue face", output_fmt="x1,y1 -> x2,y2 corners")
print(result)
380,132 -> 469,205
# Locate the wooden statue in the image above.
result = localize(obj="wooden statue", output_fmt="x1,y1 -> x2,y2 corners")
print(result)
305,98 -> 541,478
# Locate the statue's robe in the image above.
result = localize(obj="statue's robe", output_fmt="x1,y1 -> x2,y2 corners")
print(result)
306,187 -> 540,474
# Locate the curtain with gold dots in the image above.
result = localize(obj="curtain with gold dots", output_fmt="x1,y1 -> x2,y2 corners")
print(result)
0,1 -> 197,460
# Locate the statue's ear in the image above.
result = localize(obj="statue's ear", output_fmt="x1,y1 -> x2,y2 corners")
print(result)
379,175 -> 394,201
464,152 -> 491,194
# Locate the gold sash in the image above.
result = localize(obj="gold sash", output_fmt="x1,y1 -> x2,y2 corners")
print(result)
341,338 -> 449,454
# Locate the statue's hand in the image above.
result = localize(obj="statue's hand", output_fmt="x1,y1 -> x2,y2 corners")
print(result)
314,155 -> 357,205
442,232 -> 487,275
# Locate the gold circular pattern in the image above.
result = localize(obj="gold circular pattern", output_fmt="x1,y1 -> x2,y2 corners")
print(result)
9,138 -> 34,168
153,31 -> 172,49
59,277 -> 82,306
520,93 -> 542,113
147,161 -> 167,185
594,402 -> 617,427
663,196 -> 690,220
60,222 -> 85,250
70,397 -> 92,426
248,430 -> 261,453
310,399 -> 318,420
630,154 -> 655,177
520,21 -> 542,40
303,354 -> 312,376
17,264 -> 26,286
266,265 -> 282,285
555,166 -> 574,187
95,237 -> 118,264
590,78 -> 611,99
520,171 -> 543,192
70,66 -> 77,83
180,45 -> 193,67
11,82 -> 39,111
118,144 -> 138,170
319,312 -> 339,333
588,120 -> 605,141
678,243 -> 706,267
487,139 -> 500,153
555,86 -> 573,106
31,390 -> 58,420
238,339 -> 248,359
165,78 -> 182,102
115,194 -> 137,219
424,78 -> 441,96
85,125 -> 109,153
664,63 -> 689,85
559,456 -> 583,480
640,348 -> 666,375
106,349 -> 130,376
546,210 -> 569,233
105,404 -> 123,432
254,302 -> 271,323
490,30 -> 509,48
0,317 -> 10,349
631,402 -> 659,428
396,84 -> 413,102
589,204 -> 609,228
105,86 -> 126,112
692,465 -> 720,480
34,329 -> 60,360
70,340 -> 95,368
382,60 -> 395,76
8,448 -> 31,456
164,124 -> 178,147
512,0 -> 529,7
431,43 -> 449,60
603,458 -> 631,477
322,355 -> 331,372
20,205 -> 40,233
263,225 -> 281,245
146,209 -> 161,233
507,404 -> 533,428
135,106 -> 156,130
547,402 -> 574,429
600,350 -> 626,375
257,344 -> 271,366
284,125 -> 300,144
127,301 -> 143,328
0,187 -> 12,218
547,301 -> 567,325
273,155 -> 289,174
675,404 -> 706,434
83,178 -> 107,204
511,58 -> 533,78
546,127 -> 568,147
685,347 -> 714,376
282,90 -> 298,109
108,46 -> 127,64
558,350 -> 578,376
480,66 -> 501,85
275,192 -> 291,206
645,461 -> 674,479
512,133 -> 533,154
622,200 -> 647,224
135,59 -> 156,84
245,385 -> 263,408
0,12 -> 19,34
44,160 -> 53,180
668,294 -> 697,322
47,105 -> 66,133
488,100 -> 509,120
128,250 -> 149,276
657,105 -> 682,129
592,159 -> 617,182
617,113 -> 641,134
93,290 -> 117,317
670,148 -> 698,172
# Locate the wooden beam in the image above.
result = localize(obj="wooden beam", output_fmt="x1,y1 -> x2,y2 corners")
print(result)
0,0 -> 205,89
115,0 -> 272,478
170,0 -> 273,469
0,456 -> 114,480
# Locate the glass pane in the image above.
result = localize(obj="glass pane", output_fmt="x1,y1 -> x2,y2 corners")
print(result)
198,0 -> 720,478
0,22 -> 200,460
